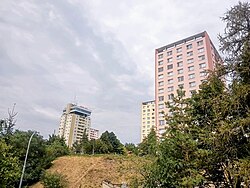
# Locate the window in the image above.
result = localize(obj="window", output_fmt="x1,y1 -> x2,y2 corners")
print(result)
158,74 -> 164,79
168,93 -> 174,100
167,58 -> 173,63
177,47 -> 182,53
159,96 -> 164,101
158,104 -> 164,109
158,54 -> 163,59
187,51 -> 193,57
147,121 -> 150,124
187,44 -> 192,49
168,71 -> 173,77
197,40 -> 203,46
158,60 -> 163,66
178,76 -> 184,82
189,73 -> 195,79
167,64 -> 173,70
168,86 -> 174,92
198,55 -> 205,61
158,67 -> 163,72
177,54 -> 182,60
198,47 -> 204,53
199,63 -> 206,68
189,82 -> 196,88
188,66 -> 194,71
187,58 -> 194,64
158,88 -> 164,94
159,120 -> 165,126
168,79 -> 173,84
178,84 -> 184,89
158,81 -> 164,87
167,51 -> 172,56
177,61 -> 183,67
159,112 -> 164,117
200,71 -> 207,77
177,69 -> 183,74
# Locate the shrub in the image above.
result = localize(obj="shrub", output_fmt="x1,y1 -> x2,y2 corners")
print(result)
41,172 -> 68,188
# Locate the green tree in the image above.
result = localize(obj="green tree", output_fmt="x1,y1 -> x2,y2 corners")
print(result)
72,129 -> 90,154
219,1 -> 250,84
9,130 -> 51,186
143,89 -> 204,187
100,131 -> 124,154
0,139 -> 21,188
124,143 -> 139,155
138,129 -> 158,156
46,134 -> 69,161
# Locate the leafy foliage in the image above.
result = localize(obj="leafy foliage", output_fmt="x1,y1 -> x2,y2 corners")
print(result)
0,107 -> 70,187
0,139 -> 21,188
138,129 -> 158,156
71,130 -> 125,155
124,143 -> 139,155
41,172 -> 68,188
46,134 -> 70,161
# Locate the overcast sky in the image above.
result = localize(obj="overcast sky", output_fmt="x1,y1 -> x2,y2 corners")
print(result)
0,0 -> 240,144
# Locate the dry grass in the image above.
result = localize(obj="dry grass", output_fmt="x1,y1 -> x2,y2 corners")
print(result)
30,155 -> 149,188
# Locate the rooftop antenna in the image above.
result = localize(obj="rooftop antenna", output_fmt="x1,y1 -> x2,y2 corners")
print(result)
73,93 -> 78,105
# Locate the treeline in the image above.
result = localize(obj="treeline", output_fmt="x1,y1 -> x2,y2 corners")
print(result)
0,117 -> 69,187
136,2 -> 250,187
72,130 -> 125,154
0,108 -> 127,187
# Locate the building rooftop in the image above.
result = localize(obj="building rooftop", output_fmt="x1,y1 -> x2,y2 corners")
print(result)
156,31 -> 206,53
142,100 -> 155,105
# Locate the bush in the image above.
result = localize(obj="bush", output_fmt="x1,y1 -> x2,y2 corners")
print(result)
41,172 -> 68,188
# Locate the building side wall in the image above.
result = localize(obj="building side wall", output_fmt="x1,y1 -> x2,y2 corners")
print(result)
140,101 -> 155,142
155,32 -> 221,136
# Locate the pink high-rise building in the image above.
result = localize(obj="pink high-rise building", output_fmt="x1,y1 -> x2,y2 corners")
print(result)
155,31 -> 222,135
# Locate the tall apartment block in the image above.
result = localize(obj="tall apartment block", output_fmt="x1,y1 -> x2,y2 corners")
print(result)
155,31 -> 222,135
58,103 -> 92,147
141,100 -> 155,142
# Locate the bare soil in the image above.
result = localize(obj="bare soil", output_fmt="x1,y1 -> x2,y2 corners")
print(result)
30,155 -> 148,188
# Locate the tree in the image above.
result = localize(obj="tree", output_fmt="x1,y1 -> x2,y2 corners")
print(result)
46,134 -> 69,161
143,89 -> 204,187
143,2 -> 250,187
219,2 -> 250,83
124,143 -> 139,155
0,104 -> 18,140
100,131 -> 124,154
0,139 -> 21,188
72,129 -> 90,154
9,130 -> 51,186
138,129 -> 158,156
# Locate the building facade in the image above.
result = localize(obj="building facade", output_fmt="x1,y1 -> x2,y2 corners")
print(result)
89,128 -> 99,140
140,100 -> 155,142
58,103 -> 92,147
155,31 -> 222,136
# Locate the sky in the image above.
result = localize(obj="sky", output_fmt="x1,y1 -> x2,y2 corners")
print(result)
0,0 -> 240,144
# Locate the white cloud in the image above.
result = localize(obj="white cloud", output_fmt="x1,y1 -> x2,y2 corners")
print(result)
0,0 -> 239,143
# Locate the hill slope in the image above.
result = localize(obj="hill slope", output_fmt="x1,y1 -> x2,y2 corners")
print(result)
31,155 -> 149,188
